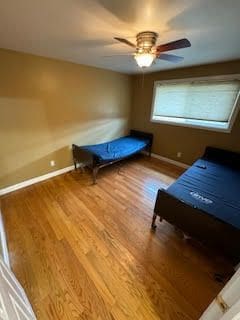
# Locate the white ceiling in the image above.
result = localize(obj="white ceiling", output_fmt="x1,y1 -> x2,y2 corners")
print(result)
0,0 -> 240,74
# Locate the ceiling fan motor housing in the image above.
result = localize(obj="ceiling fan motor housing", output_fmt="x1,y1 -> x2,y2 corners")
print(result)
136,31 -> 158,53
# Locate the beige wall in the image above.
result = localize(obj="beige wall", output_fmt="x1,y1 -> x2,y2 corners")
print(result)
1,49 -> 239,189
131,60 -> 240,165
0,49 -> 131,188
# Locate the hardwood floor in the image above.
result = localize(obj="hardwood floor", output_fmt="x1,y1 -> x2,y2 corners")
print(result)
1,156 -> 230,320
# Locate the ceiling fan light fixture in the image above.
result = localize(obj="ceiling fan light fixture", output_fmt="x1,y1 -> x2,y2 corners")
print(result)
134,53 -> 155,68
114,32 -> 191,69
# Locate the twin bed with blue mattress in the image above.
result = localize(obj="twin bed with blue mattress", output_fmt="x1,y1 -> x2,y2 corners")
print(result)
152,147 -> 240,263
72,130 -> 153,184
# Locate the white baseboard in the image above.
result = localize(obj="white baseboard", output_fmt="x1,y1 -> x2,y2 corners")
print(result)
141,150 -> 189,169
0,165 -> 75,196
151,153 -> 190,169
0,153 -> 189,196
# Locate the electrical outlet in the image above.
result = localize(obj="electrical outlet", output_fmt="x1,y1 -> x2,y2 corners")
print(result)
50,160 -> 55,167
177,152 -> 182,158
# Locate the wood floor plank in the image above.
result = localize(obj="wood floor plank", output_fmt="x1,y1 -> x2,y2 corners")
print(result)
1,156 -> 231,319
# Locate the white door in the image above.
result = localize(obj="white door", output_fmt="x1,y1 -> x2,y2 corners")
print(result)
200,267 -> 240,320
0,257 -> 36,320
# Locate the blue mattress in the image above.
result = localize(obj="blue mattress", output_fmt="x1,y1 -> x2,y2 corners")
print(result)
167,158 -> 240,230
81,135 -> 150,162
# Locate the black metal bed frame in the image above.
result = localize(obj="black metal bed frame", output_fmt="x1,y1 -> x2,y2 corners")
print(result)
72,130 -> 153,184
151,155 -> 240,264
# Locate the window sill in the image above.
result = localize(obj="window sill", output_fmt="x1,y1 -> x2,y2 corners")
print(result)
150,116 -> 231,133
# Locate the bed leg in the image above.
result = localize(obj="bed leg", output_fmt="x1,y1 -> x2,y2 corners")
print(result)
93,166 -> 99,184
74,160 -> 77,170
151,212 -> 157,230
148,146 -> 152,157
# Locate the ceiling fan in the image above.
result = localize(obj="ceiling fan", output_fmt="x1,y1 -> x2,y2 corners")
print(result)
113,31 -> 191,68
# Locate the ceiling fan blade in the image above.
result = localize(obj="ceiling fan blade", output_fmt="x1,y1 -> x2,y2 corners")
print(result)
157,53 -> 184,63
114,37 -> 136,48
156,38 -> 191,52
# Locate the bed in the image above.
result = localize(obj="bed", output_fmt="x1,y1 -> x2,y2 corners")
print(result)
152,147 -> 240,263
72,130 -> 153,183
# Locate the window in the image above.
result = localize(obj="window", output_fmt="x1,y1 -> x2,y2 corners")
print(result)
151,76 -> 240,132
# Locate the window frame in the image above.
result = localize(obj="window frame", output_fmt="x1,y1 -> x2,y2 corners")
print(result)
150,75 -> 240,133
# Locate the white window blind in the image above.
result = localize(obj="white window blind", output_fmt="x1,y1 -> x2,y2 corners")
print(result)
151,79 -> 240,132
